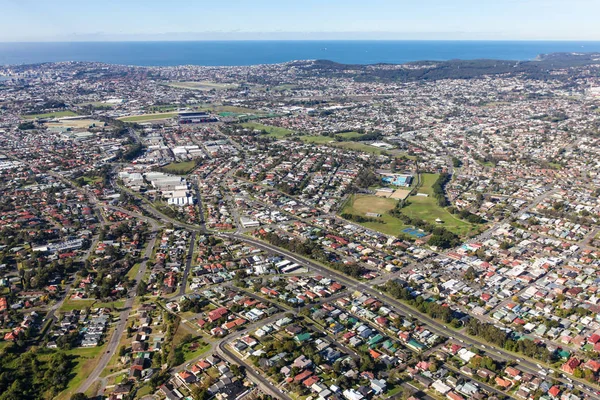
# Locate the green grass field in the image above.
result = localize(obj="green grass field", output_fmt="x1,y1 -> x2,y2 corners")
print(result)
341,194 -> 408,236
59,298 -> 126,312
241,122 -> 293,138
300,135 -> 335,144
56,346 -> 106,400
335,131 -> 364,140
181,340 -> 211,361
161,160 -> 197,174
341,173 -> 477,237
299,135 -> 386,155
203,105 -> 261,114
118,112 -> 178,122
22,110 -> 77,119
332,141 -> 386,155
81,176 -> 102,185
403,173 -> 476,236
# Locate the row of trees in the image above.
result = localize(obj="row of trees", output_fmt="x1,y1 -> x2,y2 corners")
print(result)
340,213 -> 382,224
431,173 -> 451,207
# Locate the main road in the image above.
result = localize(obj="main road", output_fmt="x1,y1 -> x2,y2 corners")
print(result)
109,190 -> 600,399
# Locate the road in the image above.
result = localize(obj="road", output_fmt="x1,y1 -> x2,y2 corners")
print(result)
118,194 -> 600,398
220,234 -> 600,400
76,229 -> 158,395
179,231 -> 196,296
99,186 -> 600,398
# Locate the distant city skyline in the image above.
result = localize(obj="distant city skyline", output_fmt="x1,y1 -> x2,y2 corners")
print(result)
1,0 -> 600,42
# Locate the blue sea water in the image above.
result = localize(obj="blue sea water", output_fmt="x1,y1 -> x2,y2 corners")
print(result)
1,41 -> 600,66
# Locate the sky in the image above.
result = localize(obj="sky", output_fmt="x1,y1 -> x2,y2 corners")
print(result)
1,0 -> 599,41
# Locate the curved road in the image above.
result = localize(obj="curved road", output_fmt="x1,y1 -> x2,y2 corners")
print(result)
76,230 -> 158,395
100,190 -> 600,399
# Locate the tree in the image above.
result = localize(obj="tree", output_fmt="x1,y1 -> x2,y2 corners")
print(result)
70,394 -> 88,400
191,386 -> 210,400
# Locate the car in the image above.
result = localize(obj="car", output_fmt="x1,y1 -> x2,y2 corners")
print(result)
449,336 -> 453,340
443,325 -> 447,329
459,339 -> 464,343
481,345 -> 486,348
516,359 -> 521,363
497,351 -> 501,355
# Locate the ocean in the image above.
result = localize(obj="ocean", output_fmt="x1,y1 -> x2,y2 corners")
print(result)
1,41 -> 600,67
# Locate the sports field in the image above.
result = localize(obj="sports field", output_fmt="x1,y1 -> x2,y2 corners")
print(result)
333,141 -> 386,155
45,119 -> 105,129
118,112 -> 178,122
22,110 -> 77,119
341,194 -> 408,236
335,131 -> 364,140
403,173 -> 476,236
341,173 -> 478,237
300,135 -> 335,144
241,122 -> 293,138
299,136 -> 387,154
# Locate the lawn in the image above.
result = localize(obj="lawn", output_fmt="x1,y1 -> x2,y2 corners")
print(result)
341,194 -> 408,236
22,110 -> 77,119
59,298 -> 126,312
56,346 -> 106,400
402,195 -> 474,236
161,160 -> 197,174
341,173 -> 478,237
299,135 -> 386,155
80,176 -> 102,185
415,173 -> 439,196
335,131 -> 364,140
401,173 -> 476,236
126,263 -> 142,280
300,135 -> 336,144
182,340 -> 211,361
118,112 -> 178,122
241,122 -> 293,138
333,141 -> 386,155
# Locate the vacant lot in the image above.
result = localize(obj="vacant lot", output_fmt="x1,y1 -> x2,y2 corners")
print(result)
241,122 -> 293,138
118,112 -> 178,122
161,160 -> 197,174
22,110 -> 77,119
56,346 -> 106,400
341,194 -> 408,236
59,298 -> 125,312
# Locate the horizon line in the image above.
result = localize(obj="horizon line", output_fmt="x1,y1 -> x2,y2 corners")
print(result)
2,38 -> 600,44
